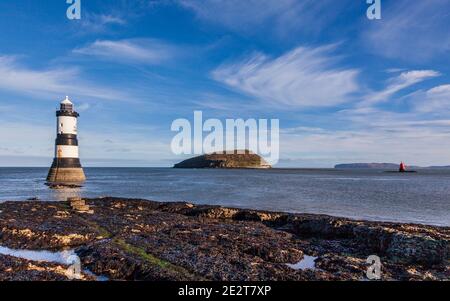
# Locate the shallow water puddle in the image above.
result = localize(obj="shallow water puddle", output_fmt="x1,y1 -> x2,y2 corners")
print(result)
286,255 -> 318,270
0,246 -> 77,264
0,245 -> 108,281
83,269 -> 109,281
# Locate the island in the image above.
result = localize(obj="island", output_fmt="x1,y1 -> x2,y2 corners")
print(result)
174,150 -> 271,169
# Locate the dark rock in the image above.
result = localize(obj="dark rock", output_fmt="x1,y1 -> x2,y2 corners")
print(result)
0,198 -> 448,281
0,254 -> 95,281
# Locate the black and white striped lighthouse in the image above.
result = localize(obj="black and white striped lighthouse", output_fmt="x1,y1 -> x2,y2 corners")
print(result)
46,96 -> 86,184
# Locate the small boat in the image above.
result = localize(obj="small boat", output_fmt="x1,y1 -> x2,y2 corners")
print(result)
384,162 -> 417,173
398,162 -> 417,173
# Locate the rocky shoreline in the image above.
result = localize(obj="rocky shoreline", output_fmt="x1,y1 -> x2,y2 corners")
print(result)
0,197 -> 448,281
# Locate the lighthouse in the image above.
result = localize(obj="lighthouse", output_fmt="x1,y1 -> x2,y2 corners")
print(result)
46,96 -> 86,184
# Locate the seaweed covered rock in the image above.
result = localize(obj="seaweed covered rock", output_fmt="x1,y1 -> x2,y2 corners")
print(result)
0,198 -> 448,281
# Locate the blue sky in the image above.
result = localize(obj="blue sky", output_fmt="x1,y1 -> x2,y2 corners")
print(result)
0,0 -> 450,167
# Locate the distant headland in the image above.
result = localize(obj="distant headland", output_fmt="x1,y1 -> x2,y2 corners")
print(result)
174,150 -> 271,169
335,163 -> 450,169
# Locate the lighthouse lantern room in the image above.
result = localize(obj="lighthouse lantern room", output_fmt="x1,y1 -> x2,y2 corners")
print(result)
46,96 -> 86,184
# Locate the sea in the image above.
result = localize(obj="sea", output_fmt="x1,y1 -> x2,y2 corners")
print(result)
0,167 -> 449,227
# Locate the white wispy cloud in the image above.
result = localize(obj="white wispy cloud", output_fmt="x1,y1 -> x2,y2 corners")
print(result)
77,103 -> 91,112
0,120 -> 174,167
97,14 -> 126,25
385,68 -> 406,74
0,121 -> 53,157
362,70 -> 440,106
179,0 -> 292,28
73,39 -> 177,64
281,125 -> 450,166
178,0 -> 352,37
363,0 -> 450,62
212,45 -> 360,108
0,55 -> 129,101
78,13 -> 127,33
280,106 -> 450,167
414,84 -> 450,113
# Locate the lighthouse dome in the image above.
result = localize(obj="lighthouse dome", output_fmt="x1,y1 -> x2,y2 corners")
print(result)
60,96 -> 73,111
61,95 -> 73,105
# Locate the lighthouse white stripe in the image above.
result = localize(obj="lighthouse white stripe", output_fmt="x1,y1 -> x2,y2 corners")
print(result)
55,145 -> 79,158
57,116 -> 77,135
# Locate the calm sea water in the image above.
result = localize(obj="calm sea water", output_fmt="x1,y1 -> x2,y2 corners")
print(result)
0,167 -> 449,226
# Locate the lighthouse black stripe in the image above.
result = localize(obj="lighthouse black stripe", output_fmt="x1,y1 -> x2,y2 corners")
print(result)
56,110 -> 79,117
57,134 -> 77,139
56,135 -> 78,146
50,158 -> 82,168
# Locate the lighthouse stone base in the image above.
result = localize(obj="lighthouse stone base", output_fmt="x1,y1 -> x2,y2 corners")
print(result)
46,167 -> 86,184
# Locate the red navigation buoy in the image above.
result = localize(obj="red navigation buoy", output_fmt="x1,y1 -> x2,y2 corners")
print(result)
399,162 -> 406,172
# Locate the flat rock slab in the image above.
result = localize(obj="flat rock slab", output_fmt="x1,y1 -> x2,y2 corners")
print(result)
0,198 -> 448,281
